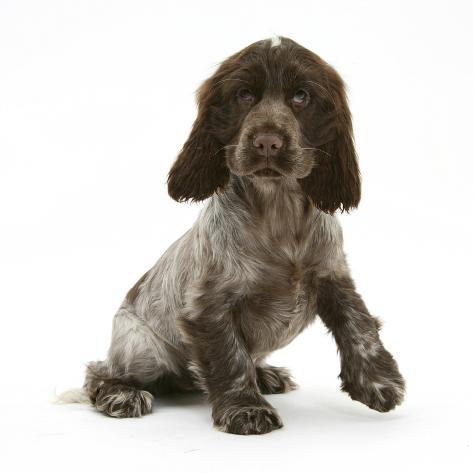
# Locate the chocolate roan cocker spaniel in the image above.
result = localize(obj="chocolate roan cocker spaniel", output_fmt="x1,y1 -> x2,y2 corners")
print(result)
83,37 -> 405,435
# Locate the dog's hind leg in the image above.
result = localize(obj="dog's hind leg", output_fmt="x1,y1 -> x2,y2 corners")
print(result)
256,363 -> 298,394
84,303 -> 184,418
85,361 -> 154,418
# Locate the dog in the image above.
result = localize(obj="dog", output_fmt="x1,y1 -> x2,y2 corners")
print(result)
82,37 -> 405,435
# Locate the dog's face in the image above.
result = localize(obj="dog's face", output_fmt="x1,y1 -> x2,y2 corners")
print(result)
216,42 -> 317,181
168,37 -> 361,213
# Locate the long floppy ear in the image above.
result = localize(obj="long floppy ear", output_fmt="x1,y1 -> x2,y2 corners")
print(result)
299,65 -> 361,214
167,77 -> 229,202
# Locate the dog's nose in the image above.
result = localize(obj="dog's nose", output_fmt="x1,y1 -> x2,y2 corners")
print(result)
253,134 -> 283,157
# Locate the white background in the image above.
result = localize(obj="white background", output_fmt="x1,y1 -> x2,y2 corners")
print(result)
1,1 -> 472,472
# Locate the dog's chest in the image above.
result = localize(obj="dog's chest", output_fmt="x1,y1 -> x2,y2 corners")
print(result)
239,251 -> 317,358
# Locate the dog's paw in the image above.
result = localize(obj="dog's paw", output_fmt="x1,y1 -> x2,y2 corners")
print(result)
256,365 -> 298,394
214,404 -> 283,435
341,347 -> 405,412
94,382 -> 154,418
343,376 -> 405,412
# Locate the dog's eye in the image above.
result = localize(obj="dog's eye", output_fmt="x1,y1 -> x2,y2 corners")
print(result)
237,88 -> 255,104
292,89 -> 309,107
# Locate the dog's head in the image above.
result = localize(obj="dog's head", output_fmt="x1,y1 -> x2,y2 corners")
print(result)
168,37 -> 361,213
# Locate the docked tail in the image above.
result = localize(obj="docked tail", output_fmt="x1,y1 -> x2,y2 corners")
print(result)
53,387 -> 91,405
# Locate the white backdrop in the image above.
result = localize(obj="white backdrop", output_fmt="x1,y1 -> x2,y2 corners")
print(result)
1,1 -> 472,472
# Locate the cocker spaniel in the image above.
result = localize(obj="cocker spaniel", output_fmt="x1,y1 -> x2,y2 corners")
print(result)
83,37 -> 405,435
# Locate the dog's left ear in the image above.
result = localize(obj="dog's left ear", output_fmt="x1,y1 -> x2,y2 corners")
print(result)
167,76 -> 229,203
299,64 -> 361,213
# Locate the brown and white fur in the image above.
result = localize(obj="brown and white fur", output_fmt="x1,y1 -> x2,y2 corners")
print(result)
80,37 -> 405,435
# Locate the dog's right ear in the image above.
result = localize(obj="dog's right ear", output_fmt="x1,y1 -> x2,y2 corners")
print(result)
167,77 -> 230,203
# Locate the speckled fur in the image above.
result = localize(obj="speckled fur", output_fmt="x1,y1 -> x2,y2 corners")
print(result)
83,37 -> 404,434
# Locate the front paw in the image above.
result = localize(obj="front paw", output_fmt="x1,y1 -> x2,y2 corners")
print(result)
341,348 -> 405,412
343,376 -> 405,412
213,402 -> 283,435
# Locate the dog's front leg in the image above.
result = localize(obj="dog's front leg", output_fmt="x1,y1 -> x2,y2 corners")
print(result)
316,274 -> 405,412
180,294 -> 283,435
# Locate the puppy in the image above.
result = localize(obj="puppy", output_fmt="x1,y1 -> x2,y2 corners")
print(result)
83,37 -> 405,435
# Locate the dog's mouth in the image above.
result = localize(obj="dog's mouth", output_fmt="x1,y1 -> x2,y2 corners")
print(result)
253,168 -> 282,178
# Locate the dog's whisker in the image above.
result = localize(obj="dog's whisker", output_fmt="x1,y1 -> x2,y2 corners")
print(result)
214,78 -> 250,86
211,144 -> 238,158
304,80 -> 335,101
301,147 -> 332,157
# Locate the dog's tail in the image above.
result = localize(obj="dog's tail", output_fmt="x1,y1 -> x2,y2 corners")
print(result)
53,387 -> 91,405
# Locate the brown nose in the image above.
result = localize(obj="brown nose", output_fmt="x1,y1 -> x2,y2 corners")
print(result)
253,134 -> 283,157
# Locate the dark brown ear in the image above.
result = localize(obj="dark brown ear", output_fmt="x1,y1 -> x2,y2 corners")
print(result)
299,65 -> 361,214
167,78 -> 229,202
